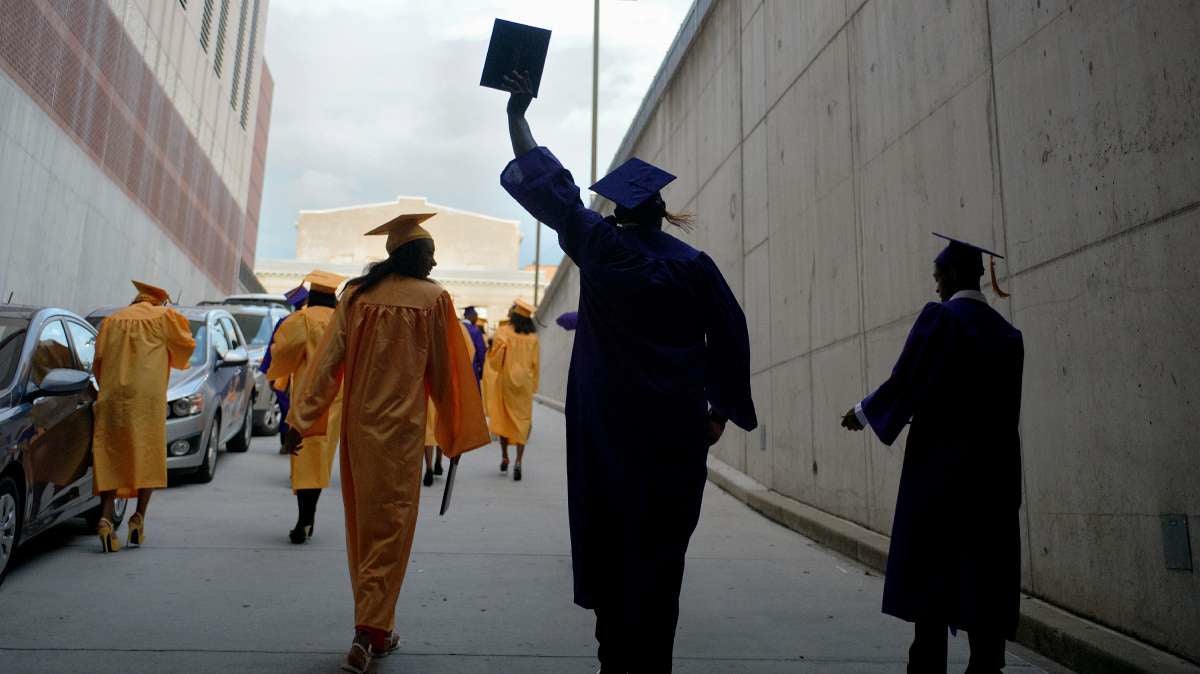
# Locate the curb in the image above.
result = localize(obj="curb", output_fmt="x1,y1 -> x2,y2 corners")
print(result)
534,394 -> 565,413
704,457 -> 1200,674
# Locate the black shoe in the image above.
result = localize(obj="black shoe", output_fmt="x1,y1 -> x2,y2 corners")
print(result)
514,465 -> 522,481
500,459 -> 509,473
289,524 -> 312,544
423,469 -> 434,487
433,461 -> 443,476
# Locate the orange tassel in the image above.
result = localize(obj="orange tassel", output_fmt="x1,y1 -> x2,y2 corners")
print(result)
990,257 -> 1010,298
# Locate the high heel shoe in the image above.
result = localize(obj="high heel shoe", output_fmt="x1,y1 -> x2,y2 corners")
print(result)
126,512 -> 144,546
500,459 -> 509,473
514,464 -> 522,482
289,523 -> 313,544
423,468 -> 434,487
97,518 -> 121,553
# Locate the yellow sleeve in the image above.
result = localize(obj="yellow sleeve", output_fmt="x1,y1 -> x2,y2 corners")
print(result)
287,300 -> 348,437
164,309 -> 197,370
428,293 -> 491,458
482,333 -> 507,418
265,314 -> 307,381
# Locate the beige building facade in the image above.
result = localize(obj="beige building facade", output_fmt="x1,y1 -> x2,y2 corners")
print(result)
257,197 -> 546,327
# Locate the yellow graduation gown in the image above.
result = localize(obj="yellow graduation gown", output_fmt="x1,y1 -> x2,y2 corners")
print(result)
288,276 -> 490,633
484,326 -> 539,445
92,302 -> 196,497
425,322 -> 476,447
265,306 -> 343,491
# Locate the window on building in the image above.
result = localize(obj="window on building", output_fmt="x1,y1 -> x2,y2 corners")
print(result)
230,0 -> 250,109
213,0 -> 231,76
239,0 -> 261,128
200,0 -> 216,51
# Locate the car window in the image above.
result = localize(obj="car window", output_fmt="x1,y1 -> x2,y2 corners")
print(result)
220,317 -> 242,349
65,321 -> 96,372
0,317 -> 30,390
233,312 -> 273,347
29,320 -> 75,387
188,320 -> 208,367
209,319 -> 230,358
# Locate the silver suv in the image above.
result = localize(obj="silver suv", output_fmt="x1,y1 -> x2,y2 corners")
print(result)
225,304 -> 291,435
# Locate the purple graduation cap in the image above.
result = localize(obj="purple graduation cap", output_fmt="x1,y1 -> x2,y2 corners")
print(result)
589,157 -> 676,209
932,232 -> 1009,297
284,284 -> 309,309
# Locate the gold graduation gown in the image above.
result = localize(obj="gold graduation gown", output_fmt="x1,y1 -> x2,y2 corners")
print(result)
266,306 -> 343,490
288,276 -> 490,633
425,322 -> 477,447
92,302 -> 196,497
484,326 -> 539,445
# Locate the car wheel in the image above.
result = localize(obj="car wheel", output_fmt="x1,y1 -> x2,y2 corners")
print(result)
255,396 -> 282,436
195,415 -> 220,483
227,404 -> 253,453
0,476 -> 22,586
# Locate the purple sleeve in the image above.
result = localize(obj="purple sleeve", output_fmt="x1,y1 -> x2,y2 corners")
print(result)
861,302 -> 951,445
699,254 -> 757,432
555,312 -> 579,330
500,147 -> 610,267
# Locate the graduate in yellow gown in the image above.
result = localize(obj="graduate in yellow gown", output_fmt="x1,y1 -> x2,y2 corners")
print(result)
92,281 -> 195,552
484,299 -> 539,481
266,270 -> 346,544
283,212 -> 489,673
423,320 -> 476,487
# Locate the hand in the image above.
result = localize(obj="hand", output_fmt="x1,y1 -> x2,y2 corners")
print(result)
503,70 -> 534,117
841,407 -> 864,432
283,427 -> 304,455
704,418 -> 727,447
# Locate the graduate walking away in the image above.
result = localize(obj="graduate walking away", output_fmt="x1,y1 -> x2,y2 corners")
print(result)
260,284 -> 310,453
283,212 -> 489,674
266,271 -> 345,544
91,281 -> 195,552
842,234 -> 1024,674
484,299 -> 539,481
500,70 -> 756,671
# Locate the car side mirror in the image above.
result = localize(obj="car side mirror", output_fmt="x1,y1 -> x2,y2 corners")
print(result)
220,346 -> 249,367
27,368 -> 91,401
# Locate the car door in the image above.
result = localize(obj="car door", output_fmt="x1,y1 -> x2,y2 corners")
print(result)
207,317 -> 234,438
220,316 -> 251,429
23,319 -> 92,534
64,320 -> 100,512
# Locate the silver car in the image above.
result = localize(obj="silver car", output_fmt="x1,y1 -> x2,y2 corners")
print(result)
86,306 -> 255,482
224,304 -> 291,435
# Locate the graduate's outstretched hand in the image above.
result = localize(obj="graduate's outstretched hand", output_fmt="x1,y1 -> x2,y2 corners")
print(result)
503,70 -> 534,117
841,407 -> 864,432
283,427 -> 304,455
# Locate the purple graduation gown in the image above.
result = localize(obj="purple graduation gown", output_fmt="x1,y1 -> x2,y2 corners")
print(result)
502,147 -> 757,625
861,296 -> 1024,638
462,320 -> 487,382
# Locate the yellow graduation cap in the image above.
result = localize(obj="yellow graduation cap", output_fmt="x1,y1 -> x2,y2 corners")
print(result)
513,298 -> 535,318
304,270 -> 348,294
131,280 -> 171,305
364,212 -> 437,255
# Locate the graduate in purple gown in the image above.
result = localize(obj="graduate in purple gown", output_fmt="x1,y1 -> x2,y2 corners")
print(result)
462,306 -> 488,382
842,234 -> 1024,673
500,70 -> 756,671
260,285 -> 308,450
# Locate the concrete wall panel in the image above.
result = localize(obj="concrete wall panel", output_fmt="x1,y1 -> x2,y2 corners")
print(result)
744,370 -> 772,484
859,74 -> 999,330
697,51 -> 741,188
809,179 -> 860,350
810,337 -> 870,526
851,0 -> 991,165
698,152 -> 744,301
740,2 -> 767,135
764,0 -> 846,108
742,122 -> 769,252
994,0 -> 1200,272
862,319 -> 911,534
744,242 -> 770,374
769,355 -> 810,502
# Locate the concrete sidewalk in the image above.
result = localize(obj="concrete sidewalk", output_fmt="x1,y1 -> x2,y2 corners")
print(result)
0,402 -> 1060,672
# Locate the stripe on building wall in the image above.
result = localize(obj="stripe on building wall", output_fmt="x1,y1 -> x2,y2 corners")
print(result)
0,0 -> 260,293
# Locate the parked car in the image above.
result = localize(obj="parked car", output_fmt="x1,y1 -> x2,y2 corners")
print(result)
86,306 -> 255,482
216,293 -> 291,310
0,304 -> 127,584
225,304 -> 290,435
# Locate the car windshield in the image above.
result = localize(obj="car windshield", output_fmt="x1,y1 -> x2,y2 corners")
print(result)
188,320 -> 208,367
233,312 -> 273,347
0,317 -> 30,391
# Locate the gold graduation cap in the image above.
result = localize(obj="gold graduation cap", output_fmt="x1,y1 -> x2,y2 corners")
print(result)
131,280 -> 171,305
364,212 -> 437,255
513,298 -> 535,318
304,270 -> 348,294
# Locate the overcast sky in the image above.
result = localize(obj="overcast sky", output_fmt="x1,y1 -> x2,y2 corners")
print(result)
257,0 -> 694,268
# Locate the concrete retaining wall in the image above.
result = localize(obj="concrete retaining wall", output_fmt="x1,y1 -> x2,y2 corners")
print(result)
535,0 -> 1200,663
